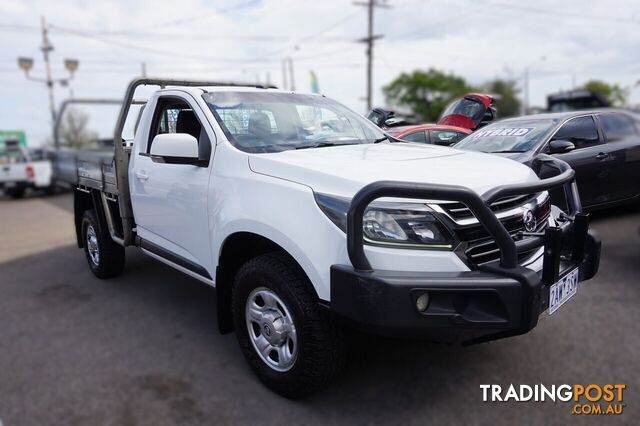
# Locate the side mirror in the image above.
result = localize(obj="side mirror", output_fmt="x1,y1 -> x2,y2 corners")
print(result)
384,117 -> 405,128
548,139 -> 576,154
150,133 -> 201,165
479,107 -> 496,127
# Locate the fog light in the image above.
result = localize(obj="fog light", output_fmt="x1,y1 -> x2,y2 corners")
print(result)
416,293 -> 430,312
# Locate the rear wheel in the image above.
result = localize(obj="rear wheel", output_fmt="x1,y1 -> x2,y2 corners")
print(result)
6,187 -> 25,199
232,253 -> 345,399
81,210 -> 125,279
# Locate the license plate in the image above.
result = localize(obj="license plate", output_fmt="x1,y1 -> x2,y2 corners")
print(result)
549,268 -> 579,315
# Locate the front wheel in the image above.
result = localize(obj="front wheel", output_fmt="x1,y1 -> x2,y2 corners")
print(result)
81,210 -> 125,279
232,253 -> 345,398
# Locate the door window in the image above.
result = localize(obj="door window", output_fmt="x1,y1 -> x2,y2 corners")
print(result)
402,131 -> 427,143
366,110 -> 385,127
148,98 -> 211,165
552,116 -> 600,149
599,113 -> 637,142
429,130 -> 466,145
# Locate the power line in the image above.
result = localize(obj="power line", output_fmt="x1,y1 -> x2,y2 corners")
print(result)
479,0 -> 640,25
50,30 -> 354,43
0,23 -> 40,31
388,6 -> 483,41
0,2 -> 258,34
95,0 -> 259,33
48,10 -> 362,69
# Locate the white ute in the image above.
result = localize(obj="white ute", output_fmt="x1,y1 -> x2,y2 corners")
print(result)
73,79 -> 600,398
0,147 -> 53,198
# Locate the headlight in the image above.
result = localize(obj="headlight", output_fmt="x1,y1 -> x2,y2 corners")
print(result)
314,193 -> 455,249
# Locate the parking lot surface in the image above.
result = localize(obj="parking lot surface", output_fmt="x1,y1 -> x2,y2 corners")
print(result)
0,193 -> 638,425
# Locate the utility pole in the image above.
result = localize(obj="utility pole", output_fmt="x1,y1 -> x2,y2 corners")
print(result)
282,57 -> 295,91
141,62 -> 147,77
287,57 -> 295,91
521,56 -> 545,116
17,16 -> 79,147
41,16 -> 56,126
522,67 -> 529,116
282,59 -> 288,91
355,0 -> 389,111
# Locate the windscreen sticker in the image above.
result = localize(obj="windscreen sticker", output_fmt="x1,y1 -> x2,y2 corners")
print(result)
474,127 -> 533,138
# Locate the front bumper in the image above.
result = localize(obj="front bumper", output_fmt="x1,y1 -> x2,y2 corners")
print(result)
329,154 -> 601,344
331,231 -> 599,344
0,181 -> 29,191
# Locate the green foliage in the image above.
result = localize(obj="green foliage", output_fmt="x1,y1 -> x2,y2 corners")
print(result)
383,69 -> 474,121
581,80 -> 628,107
483,79 -> 521,117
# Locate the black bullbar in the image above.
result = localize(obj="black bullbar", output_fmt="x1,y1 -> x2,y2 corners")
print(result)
330,154 -> 601,344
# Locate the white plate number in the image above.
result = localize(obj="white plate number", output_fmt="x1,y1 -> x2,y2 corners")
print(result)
549,268 -> 579,315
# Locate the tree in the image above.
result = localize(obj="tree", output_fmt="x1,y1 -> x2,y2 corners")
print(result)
483,78 -> 521,117
383,69 -> 473,121
58,108 -> 99,148
581,80 -> 628,107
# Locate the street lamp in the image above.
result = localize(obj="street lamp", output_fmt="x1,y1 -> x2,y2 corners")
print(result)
522,56 -> 546,115
17,57 -> 34,75
17,17 -> 80,148
17,56 -> 80,109
64,58 -> 79,76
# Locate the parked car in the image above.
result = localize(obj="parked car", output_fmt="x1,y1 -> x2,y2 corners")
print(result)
368,93 -> 497,133
386,124 -> 471,145
366,107 -> 419,128
547,89 -> 610,112
438,93 -> 496,131
454,110 -> 640,210
72,78 -> 599,398
0,146 -> 53,198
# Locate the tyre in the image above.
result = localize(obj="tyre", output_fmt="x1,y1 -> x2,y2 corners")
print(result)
232,253 -> 345,398
6,187 -> 25,199
43,185 -> 57,196
81,209 -> 125,279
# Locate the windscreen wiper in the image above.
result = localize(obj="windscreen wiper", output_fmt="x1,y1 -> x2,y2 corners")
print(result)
295,142 -> 356,150
374,135 -> 401,143
487,150 -> 526,153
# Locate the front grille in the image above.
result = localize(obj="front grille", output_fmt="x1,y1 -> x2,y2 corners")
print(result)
463,213 -> 549,266
441,193 -> 538,221
453,195 -> 551,267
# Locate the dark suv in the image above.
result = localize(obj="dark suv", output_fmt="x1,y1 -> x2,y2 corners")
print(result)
454,110 -> 640,210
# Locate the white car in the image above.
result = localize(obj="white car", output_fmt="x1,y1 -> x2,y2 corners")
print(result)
72,79 -> 600,398
0,148 -> 53,198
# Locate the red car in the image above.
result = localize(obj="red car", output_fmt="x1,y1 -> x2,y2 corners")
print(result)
437,93 -> 496,131
387,124 -> 471,146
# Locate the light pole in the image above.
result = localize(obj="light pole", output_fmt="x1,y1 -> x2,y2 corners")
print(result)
522,56 -> 546,115
282,57 -> 295,91
17,16 -> 79,147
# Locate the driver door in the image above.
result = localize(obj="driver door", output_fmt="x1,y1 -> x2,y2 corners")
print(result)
546,115 -> 610,207
130,94 -> 214,275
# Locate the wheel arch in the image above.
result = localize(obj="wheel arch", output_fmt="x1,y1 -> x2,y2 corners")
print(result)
215,231 -> 318,334
73,189 -> 110,248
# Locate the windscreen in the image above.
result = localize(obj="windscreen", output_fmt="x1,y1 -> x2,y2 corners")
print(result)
203,91 -> 385,153
454,118 -> 559,153
441,97 -> 485,123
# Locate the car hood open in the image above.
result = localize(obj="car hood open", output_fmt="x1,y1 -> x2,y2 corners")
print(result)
248,142 -> 540,199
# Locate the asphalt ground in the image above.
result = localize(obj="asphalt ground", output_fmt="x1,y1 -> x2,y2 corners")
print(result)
0,192 -> 638,425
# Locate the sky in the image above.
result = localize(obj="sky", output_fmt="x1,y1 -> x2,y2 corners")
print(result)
1,0 -> 640,146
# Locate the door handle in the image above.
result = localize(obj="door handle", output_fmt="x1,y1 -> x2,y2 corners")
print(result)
135,170 -> 149,181
595,152 -> 609,161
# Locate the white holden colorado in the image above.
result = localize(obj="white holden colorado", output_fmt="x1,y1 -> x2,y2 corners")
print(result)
73,79 -> 600,398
